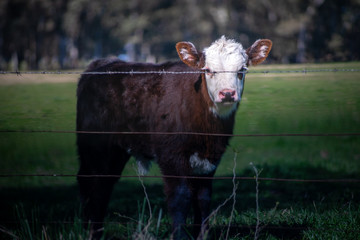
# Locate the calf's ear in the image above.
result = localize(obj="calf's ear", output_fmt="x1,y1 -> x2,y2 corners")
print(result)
246,39 -> 272,66
176,42 -> 204,68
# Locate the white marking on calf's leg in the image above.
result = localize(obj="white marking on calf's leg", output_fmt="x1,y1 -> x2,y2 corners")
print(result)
189,152 -> 217,175
136,158 -> 152,175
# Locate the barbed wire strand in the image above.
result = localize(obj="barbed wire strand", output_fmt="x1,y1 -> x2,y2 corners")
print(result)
0,173 -> 359,183
1,220 -> 359,237
0,220 -> 310,231
0,129 -> 359,137
1,68 -> 360,76
0,220 -> 312,232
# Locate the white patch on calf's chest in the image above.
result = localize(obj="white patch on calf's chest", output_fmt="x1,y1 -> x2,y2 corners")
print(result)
189,152 -> 217,175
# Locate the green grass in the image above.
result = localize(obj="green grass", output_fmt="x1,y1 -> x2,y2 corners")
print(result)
0,63 -> 359,239
0,82 -> 77,187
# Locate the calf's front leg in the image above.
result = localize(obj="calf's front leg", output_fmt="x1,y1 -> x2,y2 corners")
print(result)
191,178 -> 213,238
163,177 -> 193,239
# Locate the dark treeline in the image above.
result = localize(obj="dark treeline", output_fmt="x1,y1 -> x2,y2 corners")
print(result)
1,0 -> 359,70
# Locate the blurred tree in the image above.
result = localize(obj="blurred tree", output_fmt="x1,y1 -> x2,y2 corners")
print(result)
0,0 -> 359,69
0,0 -> 68,69
307,0 -> 360,62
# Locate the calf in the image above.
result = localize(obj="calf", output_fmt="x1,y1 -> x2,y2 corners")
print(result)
77,36 -> 272,239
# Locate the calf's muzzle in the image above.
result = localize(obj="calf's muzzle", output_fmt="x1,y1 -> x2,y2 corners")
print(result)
219,89 -> 237,103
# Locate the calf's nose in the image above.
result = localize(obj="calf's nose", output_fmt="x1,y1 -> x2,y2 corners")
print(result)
219,89 -> 237,102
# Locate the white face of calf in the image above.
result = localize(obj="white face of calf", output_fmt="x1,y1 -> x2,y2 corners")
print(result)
176,36 -> 272,118
202,37 -> 248,115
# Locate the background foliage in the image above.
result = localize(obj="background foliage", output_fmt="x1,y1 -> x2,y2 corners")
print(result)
1,0 -> 360,70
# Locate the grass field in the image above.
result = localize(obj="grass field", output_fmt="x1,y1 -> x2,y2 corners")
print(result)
0,62 -> 359,239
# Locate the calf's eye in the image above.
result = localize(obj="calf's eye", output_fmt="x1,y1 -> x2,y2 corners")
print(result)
237,67 -> 248,80
204,68 -> 215,77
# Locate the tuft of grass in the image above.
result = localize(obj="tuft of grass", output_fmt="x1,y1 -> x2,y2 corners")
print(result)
0,204 -> 93,240
112,198 -> 168,239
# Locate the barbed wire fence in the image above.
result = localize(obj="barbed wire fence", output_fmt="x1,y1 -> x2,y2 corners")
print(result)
0,67 -> 360,238
1,67 -> 360,76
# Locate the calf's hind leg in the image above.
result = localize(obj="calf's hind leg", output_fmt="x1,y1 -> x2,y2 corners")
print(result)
77,136 -> 130,237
